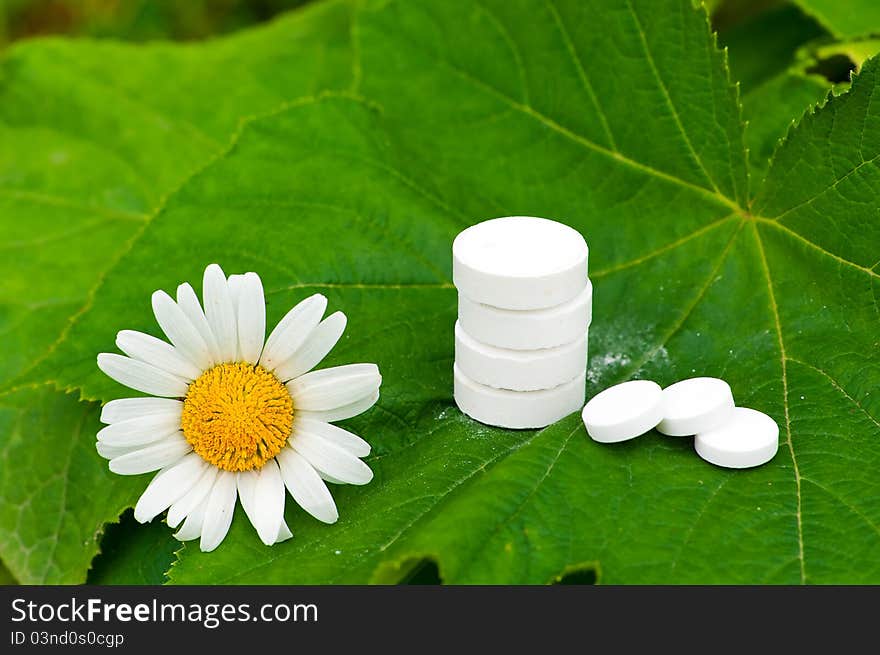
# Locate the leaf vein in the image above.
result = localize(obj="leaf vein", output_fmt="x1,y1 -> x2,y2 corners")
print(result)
755,217 -> 879,280
474,1 -> 531,104
669,477 -> 730,573
801,477 -> 880,541
786,357 -> 880,431
591,212 -> 737,279
40,400 -> 88,583
767,151 -> 880,223
620,219 -> 744,378
266,282 -> 454,294
543,0 -> 618,150
624,0 -> 723,196
0,189 -> 147,223
416,35 -> 741,213
51,56 -> 223,151
752,222 -> 805,584
456,422 -> 581,580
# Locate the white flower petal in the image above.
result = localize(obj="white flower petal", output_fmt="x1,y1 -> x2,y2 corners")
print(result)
100,397 -> 182,425
294,417 -> 371,457
133,453 -> 206,523
115,330 -> 201,381
275,520 -> 293,544
177,282 -> 220,365
237,272 -> 266,365
97,353 -> 189,398
97,413 -> 181,448
202,264 -> 238,363
168,465 -> 218,529
199,470 -> 238,552
287,363 -> 381,412
227,274 -> 245,310
274,311 -> 346,382
260,294 -> 327,372
227,274 -> 245,361
237,460 -> 285,546
96,441 -> 137,460
317,471 -> 347,485
297,390 -> 380,424
237,469 -> 263,534
276,447 -> 338,524
254,460 -> 286,545
109,433 -> 192,475
291,430 -> 373,486
236,469 -> 258,518
97,431 -> 179,460
174,498 -> 207,541
151,290 -> 212,370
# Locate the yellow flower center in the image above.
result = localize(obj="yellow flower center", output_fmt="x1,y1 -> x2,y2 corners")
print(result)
181,362 -> 293,472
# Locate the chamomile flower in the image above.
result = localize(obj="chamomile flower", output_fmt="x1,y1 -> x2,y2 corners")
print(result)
96,264 -> 380,552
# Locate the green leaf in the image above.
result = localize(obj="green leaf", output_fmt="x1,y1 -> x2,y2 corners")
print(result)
740,33 -> 880,186
0,558 -> 17,585
8,0 -> 880,584
754,58 -> 880,267
793,0 -> 880,39
719,5 -> 880,189
742,72 -> 830,185
718,4 -> 834,187
0,387 -> 141,583
87,509 -> 180,585
0,0 -> 355,585
0,0 -> 355,390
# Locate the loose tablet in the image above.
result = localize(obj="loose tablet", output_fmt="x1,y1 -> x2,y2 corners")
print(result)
694,407 -> 779,469
582,380 -> 663,443
454,364 -> 586,429
453,216 -> 589,310
657,377 -> 734,436
458,280 -> 592,350
454,322 -> 587,391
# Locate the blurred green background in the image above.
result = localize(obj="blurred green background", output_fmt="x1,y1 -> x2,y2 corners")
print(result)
0,0 -> 867,90
0,0 -> 825,46
0,0 -> 311,45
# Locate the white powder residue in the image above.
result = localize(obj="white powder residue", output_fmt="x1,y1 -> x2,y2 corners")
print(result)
587,351 -> 632,384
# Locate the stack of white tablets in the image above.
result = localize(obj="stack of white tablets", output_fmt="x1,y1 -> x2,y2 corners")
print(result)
581,377 -> 779,468
452,216 -> 591,429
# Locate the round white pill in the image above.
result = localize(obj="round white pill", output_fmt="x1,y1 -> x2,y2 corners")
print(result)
657,377 -> 735,436
694,407 -> 779,469
454,364 -> 585,429
458,280 -> 592,350
582,380 -> 663,443
454,321 -> 587,391
453,216 -> 589,310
